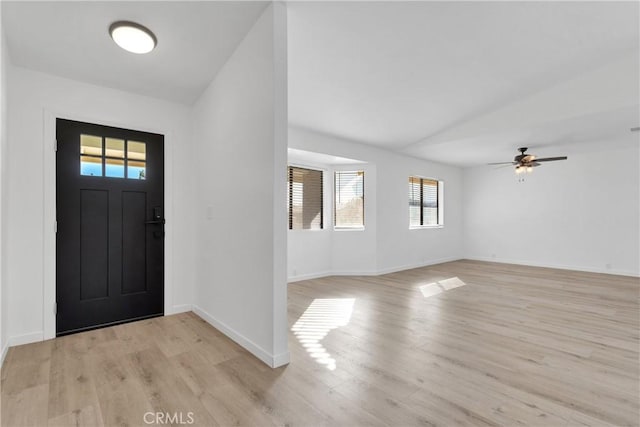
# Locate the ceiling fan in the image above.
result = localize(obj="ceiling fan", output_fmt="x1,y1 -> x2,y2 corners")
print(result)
489,147 -> 567,174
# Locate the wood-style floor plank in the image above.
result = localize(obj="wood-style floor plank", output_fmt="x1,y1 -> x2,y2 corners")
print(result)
1,260 -> 638,426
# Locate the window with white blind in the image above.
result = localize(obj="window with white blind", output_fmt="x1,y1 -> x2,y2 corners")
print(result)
335,171 -> 364,229
288,166 -> 323,230
409,177 -> 441,227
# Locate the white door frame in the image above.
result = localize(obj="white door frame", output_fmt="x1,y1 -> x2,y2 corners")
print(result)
42,108 -> 175,340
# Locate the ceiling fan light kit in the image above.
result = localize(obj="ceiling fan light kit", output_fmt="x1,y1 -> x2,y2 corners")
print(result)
515,165 -> 533,174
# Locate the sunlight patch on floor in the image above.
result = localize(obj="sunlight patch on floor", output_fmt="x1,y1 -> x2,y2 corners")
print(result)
291,298 -> 355,370
419,277 -> 467,298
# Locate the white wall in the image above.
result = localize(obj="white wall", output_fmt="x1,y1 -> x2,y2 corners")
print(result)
2,3 -> 290,369
463,141 -> 640,276
4,65 -> 196,346
287,160 -> 378,280
332,163 -> 378,274
191,3 -> 289,367
287,163 -> 333,279
1,16 -> 9,363
288,127 -> 464,280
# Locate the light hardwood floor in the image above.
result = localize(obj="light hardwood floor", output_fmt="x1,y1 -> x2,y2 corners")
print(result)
1,260 -> 639,426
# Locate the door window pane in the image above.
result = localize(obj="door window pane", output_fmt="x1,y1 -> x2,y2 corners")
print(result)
128,160 -> 146,180
105,158 -> 125,178
128,141 -> 146,161
80,134 -> 102,156
79,136 -> 149,180
105,138 -> 125,158
80,155 -> 102,176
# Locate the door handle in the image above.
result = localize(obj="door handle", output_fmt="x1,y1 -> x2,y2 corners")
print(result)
145,218 -> 165,238
145,219 -> 165,225
147,207 -> 165,238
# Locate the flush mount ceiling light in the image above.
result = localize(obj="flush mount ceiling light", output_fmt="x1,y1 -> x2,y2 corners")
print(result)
109,21 -> 157,54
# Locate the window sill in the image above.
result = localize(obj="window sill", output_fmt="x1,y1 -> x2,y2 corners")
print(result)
409,225 -> 444,230
334,227 -> 365,232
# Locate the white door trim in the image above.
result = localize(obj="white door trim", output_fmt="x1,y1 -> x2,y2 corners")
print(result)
42,108 -> 175,340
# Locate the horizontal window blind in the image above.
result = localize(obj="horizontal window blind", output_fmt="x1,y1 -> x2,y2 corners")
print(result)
422,178 -> 438,226
409,177 -> 421,226
335,171 -> 364,228
288,166 -> 323,230
409,177 -> 439,226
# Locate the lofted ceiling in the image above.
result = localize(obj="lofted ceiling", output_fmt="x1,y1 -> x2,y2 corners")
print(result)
2,2 -> 638,166
288,148 -> 365,166
288,1 -> 639,166
2,1 -> 268,104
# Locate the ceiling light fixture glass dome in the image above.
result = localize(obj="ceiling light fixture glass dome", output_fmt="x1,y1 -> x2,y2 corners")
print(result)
109,21 -> 157,54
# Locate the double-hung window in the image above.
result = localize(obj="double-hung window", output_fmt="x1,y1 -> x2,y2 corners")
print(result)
334,170 -> 364,229
409,177 -> 442,227
288,166 -> 323,230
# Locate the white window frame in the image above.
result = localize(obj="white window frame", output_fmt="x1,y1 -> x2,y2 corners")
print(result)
287,163 -> 328,233
409,177 -> 444,229
334,170 -> 365,231
287,162 -> 331,233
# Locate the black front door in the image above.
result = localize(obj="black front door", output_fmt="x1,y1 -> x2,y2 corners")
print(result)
56,119 -> 164,335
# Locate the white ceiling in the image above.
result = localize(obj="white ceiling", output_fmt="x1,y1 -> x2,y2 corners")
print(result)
288,1 -> 640,165
2,1 -> 268,104
2,2 -> 638,166
288,148 -> 365,166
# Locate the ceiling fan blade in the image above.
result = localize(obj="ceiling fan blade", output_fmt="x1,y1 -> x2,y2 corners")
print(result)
487,162 -> 516,165
534,156 -> 567,162
493,164 -> 514,170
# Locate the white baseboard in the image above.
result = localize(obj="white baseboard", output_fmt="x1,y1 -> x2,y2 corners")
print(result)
287,271 -> 333,283
192,305 -> 289,368
464,256 -> 640,278
375,256 -> 461,275
288,257 -> 462,282
170,304 -> 193,314
289,269 -> 379,280
272,351 -> 291,367
330,270 -> 378,276
289,256 -> 639,281
8,331 -> 44,348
